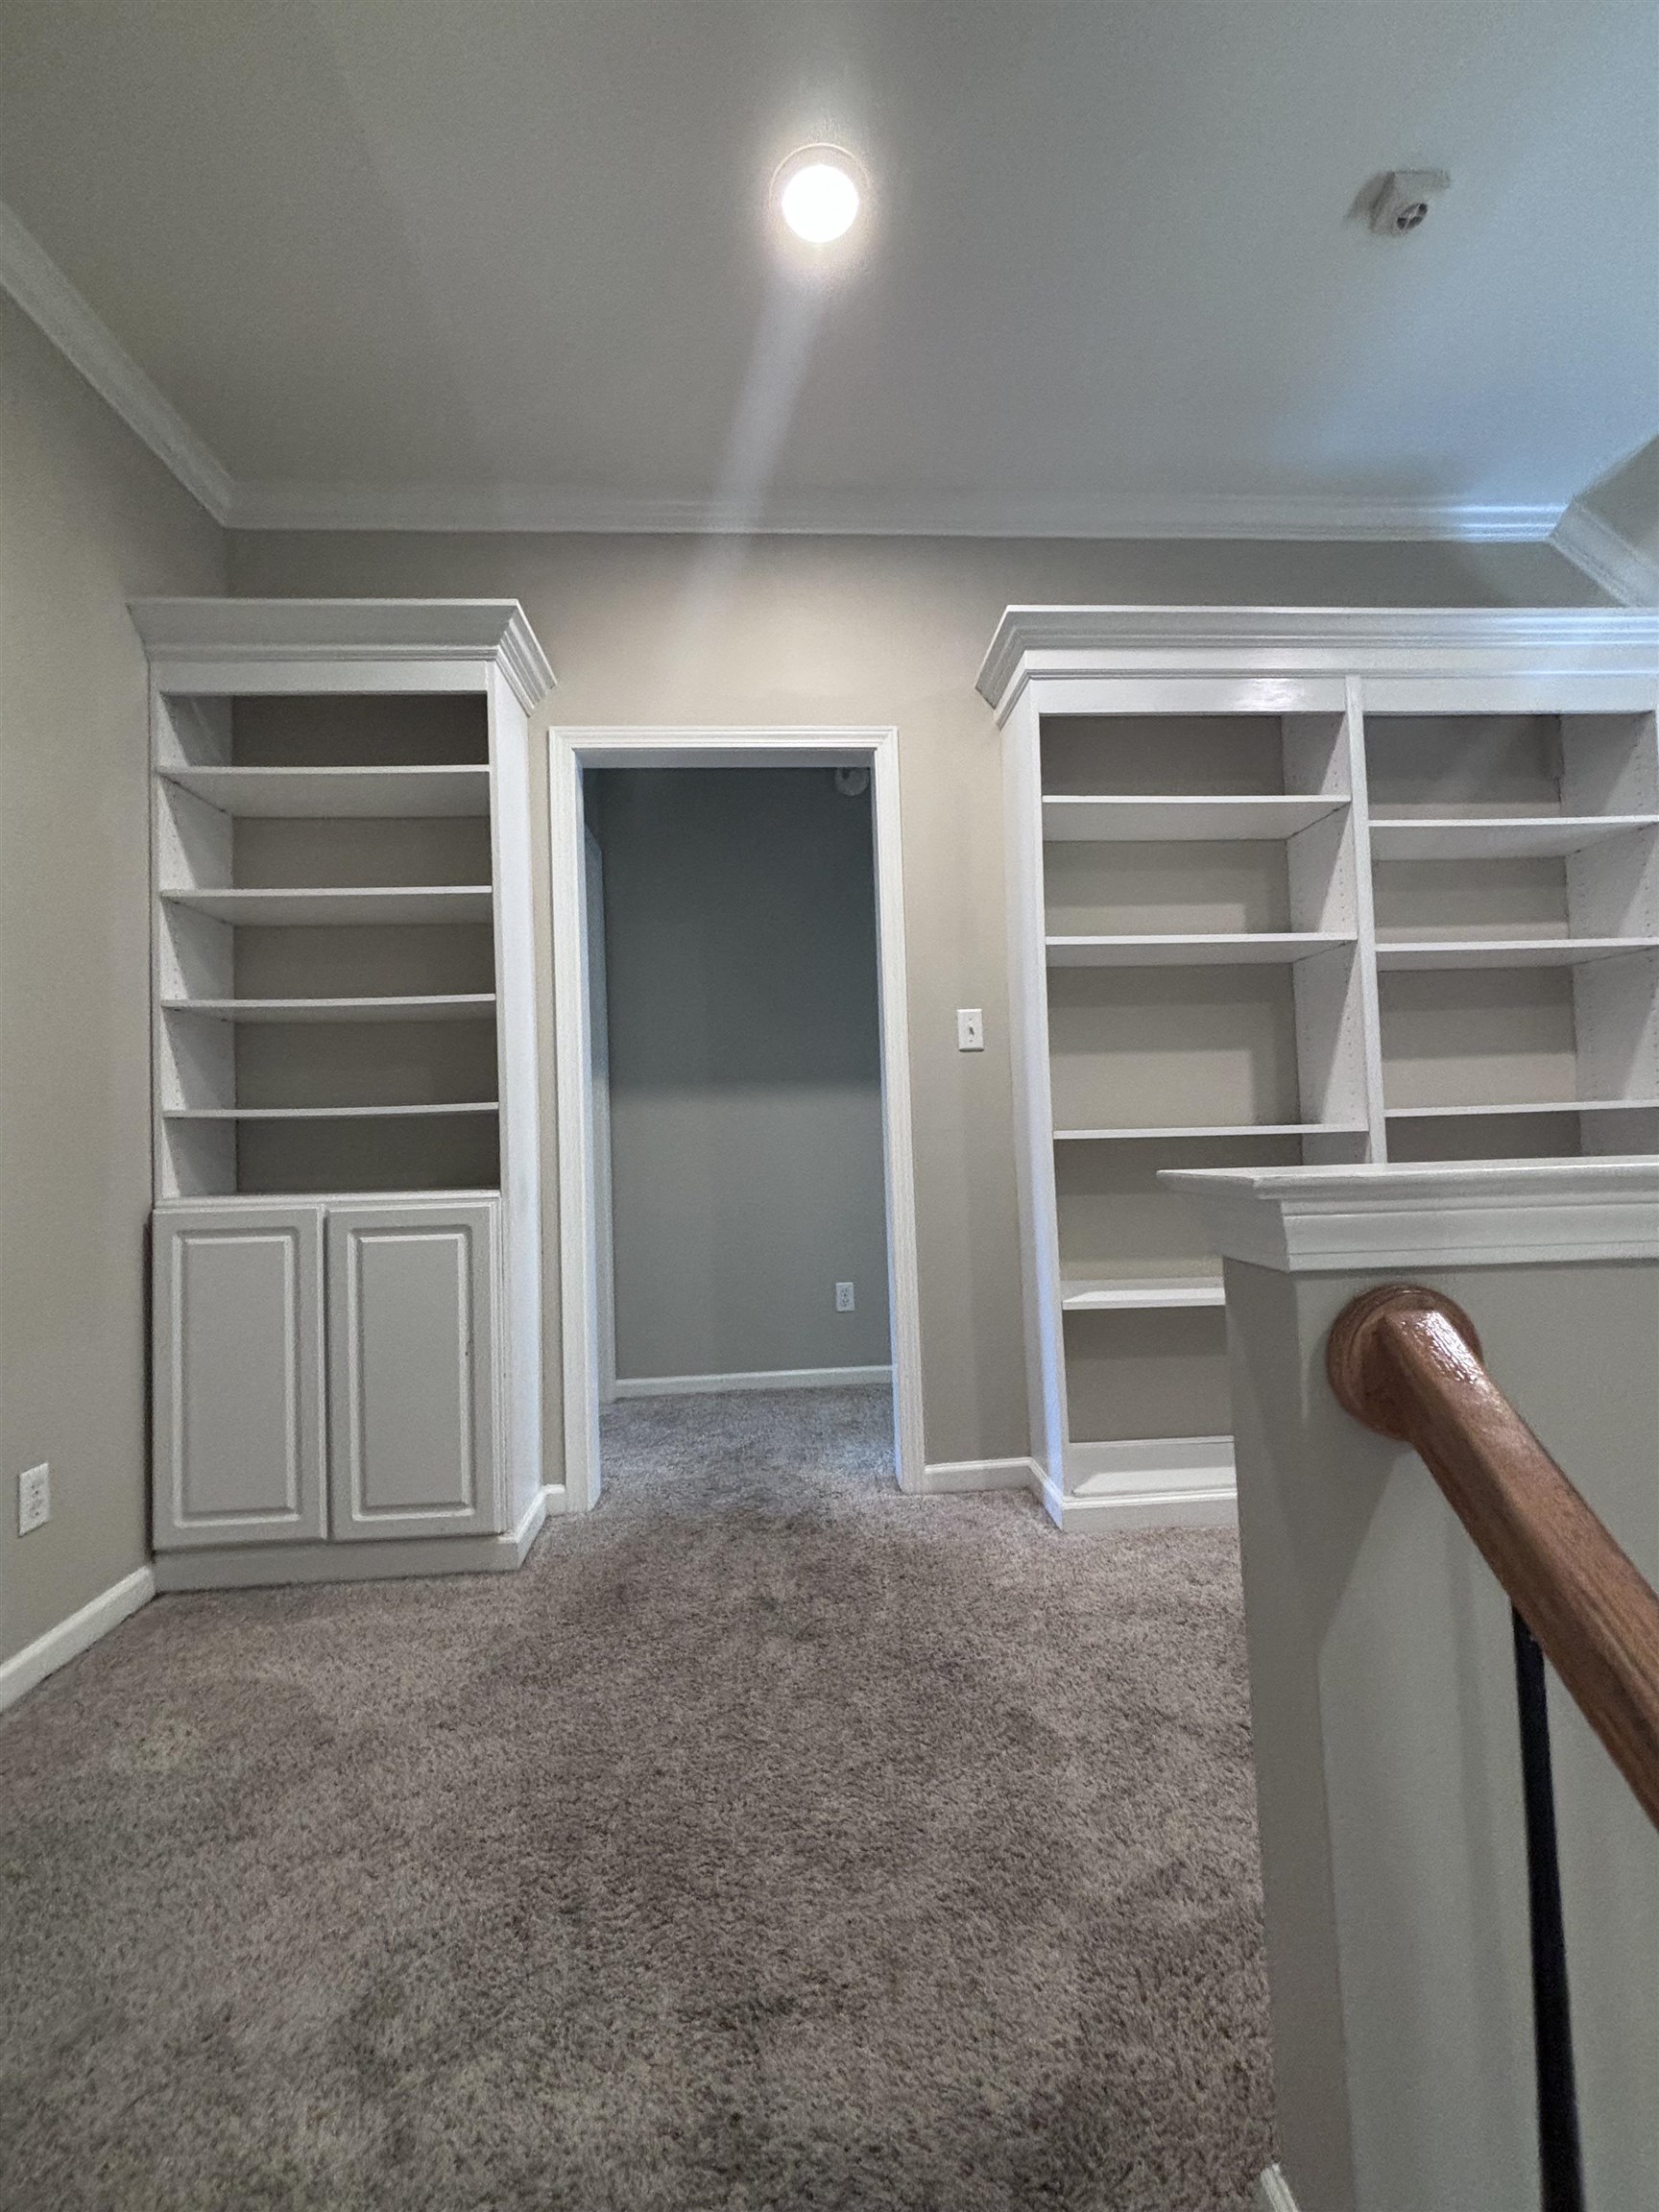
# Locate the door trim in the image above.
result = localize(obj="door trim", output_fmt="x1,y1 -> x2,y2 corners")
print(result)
548,726 -> 926,1507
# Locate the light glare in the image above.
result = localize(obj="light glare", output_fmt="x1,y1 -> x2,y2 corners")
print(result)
780,159 -> 860,244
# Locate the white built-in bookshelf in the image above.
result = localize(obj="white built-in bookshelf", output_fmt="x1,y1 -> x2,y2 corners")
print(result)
980,606 -> 1659,1532
132,600 -> 554,1584
150,687 -> 510,1196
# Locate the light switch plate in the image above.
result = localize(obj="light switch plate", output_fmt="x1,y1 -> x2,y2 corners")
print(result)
956,1007 -> 985,1051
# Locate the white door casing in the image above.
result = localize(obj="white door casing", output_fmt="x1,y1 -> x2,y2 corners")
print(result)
549,728 -> 926,1508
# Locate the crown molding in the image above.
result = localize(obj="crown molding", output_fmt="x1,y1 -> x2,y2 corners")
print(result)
1551,495 -> 1659,611
1162,1158 -> 1659,1275
227,475 -> 1564,543
128,596 -> 555,710
0,195 -> 1606,558
0,198 -> 233,524
974,602 -> 1659,711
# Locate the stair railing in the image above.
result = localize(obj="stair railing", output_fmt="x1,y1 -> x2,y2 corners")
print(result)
1328,1286 -> 1659,2212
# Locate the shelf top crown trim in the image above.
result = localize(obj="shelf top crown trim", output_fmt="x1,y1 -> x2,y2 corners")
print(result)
975,604 -> 1659,719
1161,1158 -> 1659,1275
129,597 -> 555,711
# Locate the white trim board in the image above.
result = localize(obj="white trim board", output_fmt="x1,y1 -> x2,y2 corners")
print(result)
1162,1158 -> 1659,1274
225,477 -> 1565,543
550,727 -> 927,1510
921,1456 -> 1038,1495
1256,2167 -> 1302,2212
613,1365 -> 892,1399
1551,495 -> 1659,612
129,596 -> 555,712
976,604 -> 1659,716
0,1566 -> 155,1717
0,198 -> 232,521
152,1483 -> 565,1592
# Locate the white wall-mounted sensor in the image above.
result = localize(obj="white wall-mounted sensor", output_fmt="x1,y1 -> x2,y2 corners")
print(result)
1367,170 -> 1451,236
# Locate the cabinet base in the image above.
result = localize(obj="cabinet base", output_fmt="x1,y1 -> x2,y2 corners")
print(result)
152,1483 -> 565,1592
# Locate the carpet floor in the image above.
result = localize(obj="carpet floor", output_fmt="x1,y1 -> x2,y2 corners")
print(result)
0,1387 -> 1273,2211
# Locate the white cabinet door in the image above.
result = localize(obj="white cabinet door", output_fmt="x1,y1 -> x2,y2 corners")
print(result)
326,1202 -> 500,1542
153,1205 -> 326,1548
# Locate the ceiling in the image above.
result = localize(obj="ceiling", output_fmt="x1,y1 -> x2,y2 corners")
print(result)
1,0 -> 1655,535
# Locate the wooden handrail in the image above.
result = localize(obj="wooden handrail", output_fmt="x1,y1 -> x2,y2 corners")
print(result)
1328,1285 -> 1659,1833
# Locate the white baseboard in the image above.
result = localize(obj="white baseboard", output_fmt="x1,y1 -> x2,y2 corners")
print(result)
921,1455 -> 1038,1495
612,1364 -> 892,1399
153,1485 -> 565,1592
1257,2164 -> 1301,2212
1030,1435 -> 1238,1534
0,1564 -> 155,1716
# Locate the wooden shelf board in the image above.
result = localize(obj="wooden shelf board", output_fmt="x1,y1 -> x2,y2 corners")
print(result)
1053,1120 -> 1368,1142
159,765 -> 491,817
1371,814 -> 1658,860
1385,1099 -> 1659,1120
160,886 -> 493,926
163,995 -> 497,1023
1042,795 -> 1348,842
163,1102 -> 499,1120
1046,931 -> 1356,968
1062,1275 -> 1225,1311
1376,938 -> 1659,971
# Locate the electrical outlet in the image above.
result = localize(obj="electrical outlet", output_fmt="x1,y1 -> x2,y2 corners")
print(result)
956,1007 -> 985,1051
835,1281 -> 855,1312
18,1462 -> 50,1536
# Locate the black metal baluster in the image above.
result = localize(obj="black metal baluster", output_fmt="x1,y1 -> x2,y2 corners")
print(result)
1512,1606 -> 1585,2212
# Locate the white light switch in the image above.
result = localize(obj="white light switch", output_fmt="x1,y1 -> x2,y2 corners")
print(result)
956,1007 -> 985,1051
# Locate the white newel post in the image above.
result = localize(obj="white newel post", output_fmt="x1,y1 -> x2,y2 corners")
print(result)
1160,1161 -> 1659,2212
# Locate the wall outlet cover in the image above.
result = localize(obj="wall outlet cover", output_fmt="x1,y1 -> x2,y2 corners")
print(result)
18,1462 -> 50,1536
835,1281 -> 855,1311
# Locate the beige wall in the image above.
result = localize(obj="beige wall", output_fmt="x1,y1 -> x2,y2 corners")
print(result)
230,528 -> 1599,1474
0,293 -> 225,1667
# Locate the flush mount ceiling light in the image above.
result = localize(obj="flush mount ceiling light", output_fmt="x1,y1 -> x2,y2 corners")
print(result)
773,144 -> 865,245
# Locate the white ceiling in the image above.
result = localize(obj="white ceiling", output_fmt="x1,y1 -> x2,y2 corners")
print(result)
1,0 -> 1655,535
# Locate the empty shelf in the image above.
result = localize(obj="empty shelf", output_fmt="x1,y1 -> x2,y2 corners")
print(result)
1376,938 -> 1659,971
159,765 -> 491,817
163,995 -> 497,1023
163,1102 -> 499,1120
1384,1099 -> 1659,1119
1046,932 -> 1356,967
161,886 -> 493,925
1062,1275 -> 1225,1311
1053,1120 -> 1369,1142
1043,795 -> 1348,841
1370,814 -> 1658,859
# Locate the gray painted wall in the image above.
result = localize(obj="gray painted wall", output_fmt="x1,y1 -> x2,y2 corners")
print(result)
1,292 -> 226,1669
231,527 -> 1601,1479
590,767 -> 889,1380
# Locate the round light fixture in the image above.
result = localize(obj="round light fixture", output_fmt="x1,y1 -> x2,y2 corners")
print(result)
774,145 -> 864,245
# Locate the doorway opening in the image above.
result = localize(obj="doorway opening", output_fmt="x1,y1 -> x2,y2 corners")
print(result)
549,729 -> 924,1509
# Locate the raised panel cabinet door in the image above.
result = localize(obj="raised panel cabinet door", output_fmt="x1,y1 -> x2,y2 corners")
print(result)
326,1202 -> 500,1542
153,1205 -> 327,1549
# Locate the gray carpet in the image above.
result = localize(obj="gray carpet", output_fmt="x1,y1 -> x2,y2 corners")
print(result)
0,1386 -> 1274,2211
